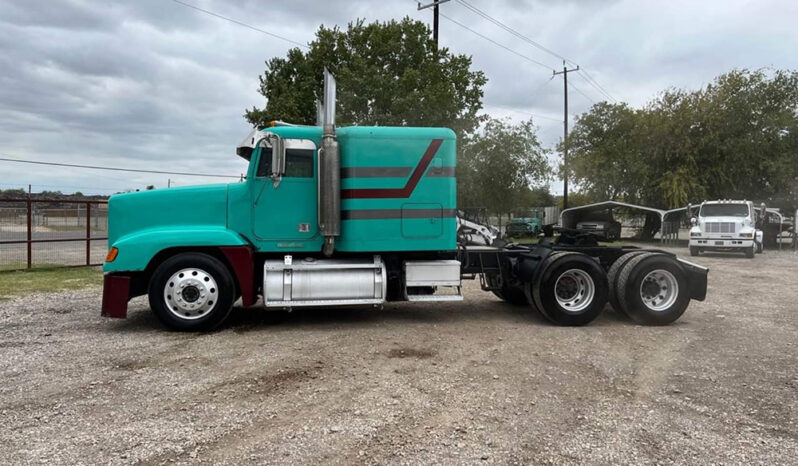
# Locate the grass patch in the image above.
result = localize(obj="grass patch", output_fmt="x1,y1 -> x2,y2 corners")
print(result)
0,266 -> 102,299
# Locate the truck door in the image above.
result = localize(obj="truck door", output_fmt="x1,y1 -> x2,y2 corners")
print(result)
250,139 -> 318,241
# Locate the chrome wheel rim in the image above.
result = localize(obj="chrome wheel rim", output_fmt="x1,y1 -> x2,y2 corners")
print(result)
163,268 -> 218,320
554,269 -> 595,313
640,269 -> 678,311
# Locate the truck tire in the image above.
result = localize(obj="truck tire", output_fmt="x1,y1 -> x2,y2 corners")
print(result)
530,252 -> 608,326
607,251 -> 650,316
689,246 -> 699,257
616,253 -> 690,325
493,286 -> 528,306
486,272 -> 527,306
745,245 -> 755,258
148,252 -> 236,331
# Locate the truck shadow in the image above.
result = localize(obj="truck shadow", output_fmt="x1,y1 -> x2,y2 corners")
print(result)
223,301 -> 637,332
107,300 -> 648,333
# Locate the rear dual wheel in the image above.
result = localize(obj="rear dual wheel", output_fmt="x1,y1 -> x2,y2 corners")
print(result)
527,252 -> 609,326
491,286 -> 528,306
607,250 -> 648,316
615,253 -> 690,325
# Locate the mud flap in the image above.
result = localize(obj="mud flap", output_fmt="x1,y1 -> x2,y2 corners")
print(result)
101,274 -> 130,318
677,258 -> 708,301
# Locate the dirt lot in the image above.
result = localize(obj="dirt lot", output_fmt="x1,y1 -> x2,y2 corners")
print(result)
1,246 -> 797,465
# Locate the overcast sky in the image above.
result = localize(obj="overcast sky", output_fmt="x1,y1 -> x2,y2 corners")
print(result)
1,0 -> 796,195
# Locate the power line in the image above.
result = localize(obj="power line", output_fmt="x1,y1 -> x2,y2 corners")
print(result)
456,0 -> 565,63
577,69 -> 616,103
568,81 -> 596,105
170,0 -> 308,49
438,12 -> 555,72
455,0 -> 618,103
0,156 -> 241,179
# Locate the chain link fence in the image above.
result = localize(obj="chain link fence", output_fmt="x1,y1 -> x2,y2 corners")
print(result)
0,198 -> 108,271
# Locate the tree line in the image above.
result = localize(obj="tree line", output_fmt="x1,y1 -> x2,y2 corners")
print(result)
247,18 -> 798,219
565,69 -> 798,211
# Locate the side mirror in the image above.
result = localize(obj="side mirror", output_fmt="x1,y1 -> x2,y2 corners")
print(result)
690,217 -> 698,226
269,134 -> 285,186
759,202 -> 766,219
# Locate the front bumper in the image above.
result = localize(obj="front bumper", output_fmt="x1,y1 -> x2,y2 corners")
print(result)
689,238 -> 753,249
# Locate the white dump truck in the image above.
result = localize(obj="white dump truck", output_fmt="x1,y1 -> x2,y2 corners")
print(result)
689,200 -> 764,258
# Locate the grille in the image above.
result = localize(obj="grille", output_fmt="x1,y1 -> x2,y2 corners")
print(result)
706,222 -> 735,234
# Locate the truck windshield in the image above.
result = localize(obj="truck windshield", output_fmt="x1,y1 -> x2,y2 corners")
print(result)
700,204 -> 749,217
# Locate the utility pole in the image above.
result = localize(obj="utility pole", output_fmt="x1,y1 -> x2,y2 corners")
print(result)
553,60 -> 579,209
417,0 -> 451,47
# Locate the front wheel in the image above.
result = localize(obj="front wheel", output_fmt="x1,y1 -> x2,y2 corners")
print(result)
148,252 -> 236,331
689,246 -> 699,257
745,245 -> 755,258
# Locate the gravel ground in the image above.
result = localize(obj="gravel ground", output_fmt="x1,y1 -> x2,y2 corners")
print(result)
1,246 -> 797,465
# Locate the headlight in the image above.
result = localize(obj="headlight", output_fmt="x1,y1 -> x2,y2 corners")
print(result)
690,232 -> 701,237
739,232 -> 754,238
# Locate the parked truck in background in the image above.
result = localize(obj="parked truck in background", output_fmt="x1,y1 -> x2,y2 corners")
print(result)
101,70 -> 708,331
505,206 -> 560,238
689,200 -> 764,258
505,211 -> 545,238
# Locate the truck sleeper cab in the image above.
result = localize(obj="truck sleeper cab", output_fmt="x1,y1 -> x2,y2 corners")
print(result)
101,123 -> 709,331
689,200 -> 764,258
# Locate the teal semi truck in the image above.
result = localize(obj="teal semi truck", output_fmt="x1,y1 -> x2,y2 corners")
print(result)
101,71 -> 708,330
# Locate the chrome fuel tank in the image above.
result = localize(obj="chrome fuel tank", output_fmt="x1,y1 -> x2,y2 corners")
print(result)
263,255 -> 386,308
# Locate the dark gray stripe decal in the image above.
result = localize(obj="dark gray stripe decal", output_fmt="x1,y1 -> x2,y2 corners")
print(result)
341,166 -> 455,178
342,208 -> 457,220
342,167 -> 412,178
425,166 -> 456,177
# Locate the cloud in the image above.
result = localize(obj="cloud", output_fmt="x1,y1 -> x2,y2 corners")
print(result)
0,0 -> 796,195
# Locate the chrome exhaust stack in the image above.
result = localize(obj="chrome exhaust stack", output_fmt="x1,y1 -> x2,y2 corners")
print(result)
317,68 -> 340,256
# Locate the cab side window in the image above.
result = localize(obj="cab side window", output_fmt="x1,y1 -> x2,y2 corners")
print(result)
284,149 -> 314,178
256,147 -> 314,178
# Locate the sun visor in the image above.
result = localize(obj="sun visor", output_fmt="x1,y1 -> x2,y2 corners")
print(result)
236,127 -> 262,161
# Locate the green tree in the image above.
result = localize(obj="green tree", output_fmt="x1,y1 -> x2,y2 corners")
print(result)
567,69 -> 798,209
458,118 -> 550,222
245,18 -> 487,137
518,185 -> 555,209
565,102 -> 647,203
0,188 -> 25,197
